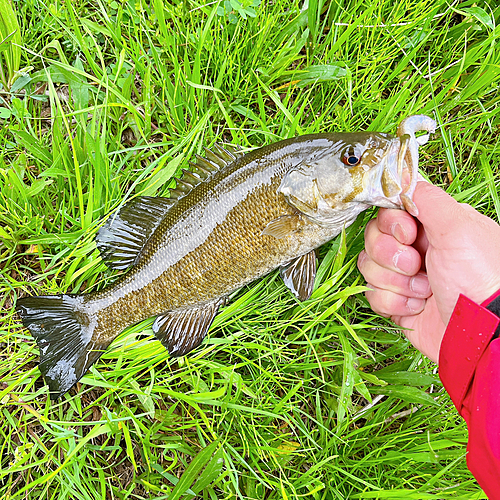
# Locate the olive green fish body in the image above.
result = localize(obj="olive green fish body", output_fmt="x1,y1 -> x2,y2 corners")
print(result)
88,135 -> 362,341
16,116 -> 437,399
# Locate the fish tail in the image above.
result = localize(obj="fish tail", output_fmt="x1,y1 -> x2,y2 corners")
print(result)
16,294 -> 108,400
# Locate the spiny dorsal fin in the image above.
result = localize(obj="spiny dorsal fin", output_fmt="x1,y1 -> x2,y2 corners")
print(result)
96,196 -> 175,270
191,155 -> 220,173
219,142 -> 244,158
280,250 -> 317,301
193,143 -> 244,171
172,143 -> 244,199
181,169 -> 202,185
152,298 -> 226,356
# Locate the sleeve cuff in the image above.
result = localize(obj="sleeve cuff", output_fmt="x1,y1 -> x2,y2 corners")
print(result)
439,293 -> 500,416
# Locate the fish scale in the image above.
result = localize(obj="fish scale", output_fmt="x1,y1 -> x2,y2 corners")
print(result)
16,116 -> 436,399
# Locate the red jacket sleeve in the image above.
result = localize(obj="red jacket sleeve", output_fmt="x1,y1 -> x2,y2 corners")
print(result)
439,292 -> 500,499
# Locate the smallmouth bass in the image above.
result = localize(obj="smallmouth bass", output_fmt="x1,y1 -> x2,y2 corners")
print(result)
17,115 -> 436,399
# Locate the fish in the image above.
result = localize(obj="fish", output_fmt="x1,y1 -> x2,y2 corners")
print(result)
16,114 -> 436,400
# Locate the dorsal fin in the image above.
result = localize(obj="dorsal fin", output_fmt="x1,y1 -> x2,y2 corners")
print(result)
175,177 -> 195,190
96,196 -> 175,270
202,143 -> 244,169
191,155 -> 220,173
188,143 -> 244,172
181,169 -> 202,185
220,142 -> 244,158
203,147 -> 228,168
97,143 -> 244,270
172,142 -> 244,199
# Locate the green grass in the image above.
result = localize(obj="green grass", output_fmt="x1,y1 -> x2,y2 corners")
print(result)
1,0 -> 499,498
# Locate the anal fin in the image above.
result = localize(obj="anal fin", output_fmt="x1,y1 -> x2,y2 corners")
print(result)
280,250 -> 317,301
152,298 -> 225,356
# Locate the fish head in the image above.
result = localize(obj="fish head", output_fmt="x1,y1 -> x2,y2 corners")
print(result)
280,115 -> 436,224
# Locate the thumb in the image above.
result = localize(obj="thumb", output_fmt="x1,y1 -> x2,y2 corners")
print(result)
412,181 -> 464,245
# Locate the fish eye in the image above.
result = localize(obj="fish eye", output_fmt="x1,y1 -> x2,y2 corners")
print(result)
342,153 -> 360,166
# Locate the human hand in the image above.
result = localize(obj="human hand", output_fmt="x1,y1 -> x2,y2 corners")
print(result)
357,181 -> 500,363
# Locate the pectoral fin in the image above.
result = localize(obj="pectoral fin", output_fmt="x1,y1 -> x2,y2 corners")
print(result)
152,298 -> 225,356
280,250 -> 317,301
262,214 -> 305,239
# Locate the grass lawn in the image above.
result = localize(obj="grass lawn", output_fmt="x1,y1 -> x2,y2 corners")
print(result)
1,0 -> 499,498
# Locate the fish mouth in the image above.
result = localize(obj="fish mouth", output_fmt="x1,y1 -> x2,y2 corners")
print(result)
362,115 -> 436,216
395,115 -> 436,216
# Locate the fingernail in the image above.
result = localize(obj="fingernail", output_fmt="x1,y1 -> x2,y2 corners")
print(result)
407,297 -> 424,313
410,274 -> 430,296
391,222 -> 407,243
357,250 -> 367,268
393,249 -> 413,274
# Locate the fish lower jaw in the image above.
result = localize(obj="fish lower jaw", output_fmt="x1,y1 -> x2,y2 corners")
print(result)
368,195 -> 403,211
305,202 -> 370,230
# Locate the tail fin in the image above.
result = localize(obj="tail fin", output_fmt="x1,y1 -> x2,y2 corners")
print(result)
16,294 -> 108,400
